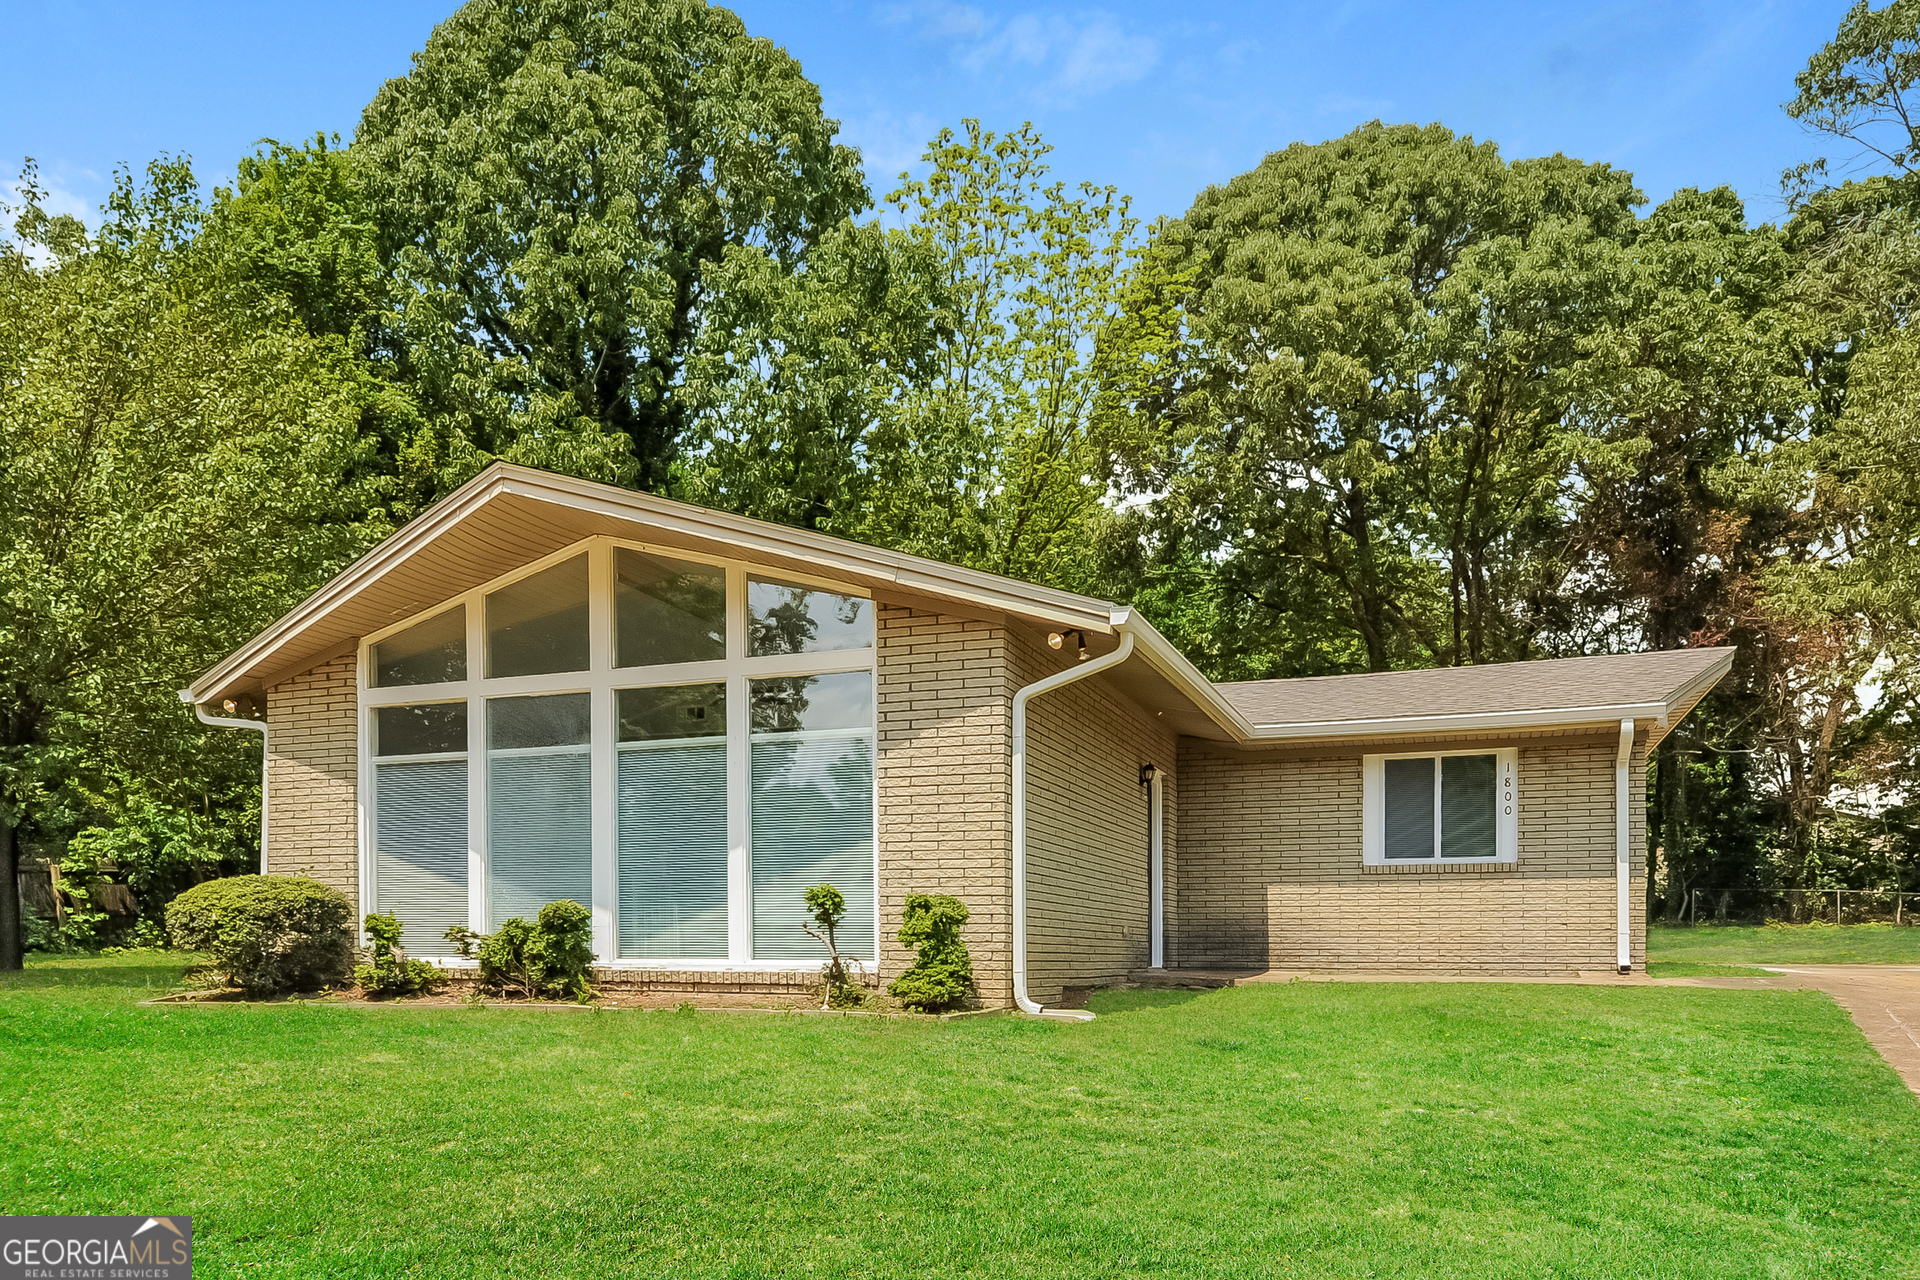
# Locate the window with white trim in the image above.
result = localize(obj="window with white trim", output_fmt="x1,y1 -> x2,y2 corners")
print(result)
1362,749 -> 1518,865
359,538 -> 876,965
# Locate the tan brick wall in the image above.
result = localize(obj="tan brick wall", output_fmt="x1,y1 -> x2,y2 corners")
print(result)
1013,631 -> 1179,1005
1175,731 -> 1647,974
264,655 -> 359,902
875,605 -> 1014,1001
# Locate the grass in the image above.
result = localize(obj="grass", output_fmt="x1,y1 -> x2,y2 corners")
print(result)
1645,962 -> 1775,978
4,957 -> 1919,1278
1650,922 -> 1920,967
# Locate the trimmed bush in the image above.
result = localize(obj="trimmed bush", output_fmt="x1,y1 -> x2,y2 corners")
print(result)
354,912 -> 443,997
803,883 -> 867,1009
888,893 -> 974,1013
475,899 -> 595,1000
166,875 -> 353,995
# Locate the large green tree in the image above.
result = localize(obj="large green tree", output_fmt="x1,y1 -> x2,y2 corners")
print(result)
0,161 -> 386,967
1103,122 -> 1640,674
351,0 -> 870,493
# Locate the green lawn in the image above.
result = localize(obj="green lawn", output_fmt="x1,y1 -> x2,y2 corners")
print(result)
4,957 -> 1918,1278
1650,922 -> 1920,967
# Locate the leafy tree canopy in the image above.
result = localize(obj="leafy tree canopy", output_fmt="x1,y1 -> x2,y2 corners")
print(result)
351,0 -> 870,492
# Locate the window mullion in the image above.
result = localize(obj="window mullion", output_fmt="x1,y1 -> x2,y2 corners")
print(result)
1433,756 -> 1444,860
464,592 -> 486,933
588,542 -> 615,961
725,566 -> 751,962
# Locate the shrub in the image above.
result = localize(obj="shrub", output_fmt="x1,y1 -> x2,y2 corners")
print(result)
166,875 -> 353,995
802,884 -> 867,1009
474,900 -> 595,1000
887,893 -> 974,1012
353,912 -> 443,997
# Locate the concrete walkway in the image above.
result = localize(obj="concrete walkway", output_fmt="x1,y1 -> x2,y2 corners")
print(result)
1140,965 -> 1920,1095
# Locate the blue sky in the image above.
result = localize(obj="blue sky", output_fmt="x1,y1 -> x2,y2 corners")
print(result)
1,0 -> 1855,227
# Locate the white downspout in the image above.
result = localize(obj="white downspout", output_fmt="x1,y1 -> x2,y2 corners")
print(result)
1147,767 -> 1164,970
1616,717 -> 1633,974
1012,630 -> 1136,1021
181,692 -> 269,873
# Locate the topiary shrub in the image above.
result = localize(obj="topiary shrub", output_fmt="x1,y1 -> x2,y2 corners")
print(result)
475,899 -> 595,1001
887,893 -> 974,1013
166,875 -> 353,995
354,912 -> 443,997
802,883 -> 867,1009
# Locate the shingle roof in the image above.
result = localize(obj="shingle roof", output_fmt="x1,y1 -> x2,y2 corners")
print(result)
1218,647 -> 1735,728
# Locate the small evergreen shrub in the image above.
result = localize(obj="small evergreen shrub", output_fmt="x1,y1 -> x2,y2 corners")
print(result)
442,924 -> 483,957
473,900 -> 595,1000
353,912 -> 443,997
166,875 -> 353,995
802,884 -> 867,1009
888,893 -> 974,1013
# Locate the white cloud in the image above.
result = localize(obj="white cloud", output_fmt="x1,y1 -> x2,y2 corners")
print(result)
876,1 -> 993,40
880,5 -> 1159,107
837,106 -> 945,198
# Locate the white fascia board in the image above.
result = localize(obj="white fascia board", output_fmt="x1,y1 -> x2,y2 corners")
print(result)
502,472 -> 1120,632
1110,609 -> 1260,739
190,462 -> 1126,703
186,469 -> 513,703
1247,702 -> 1670,740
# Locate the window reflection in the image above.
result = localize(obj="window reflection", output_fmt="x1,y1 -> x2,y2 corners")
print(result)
375,702 -> 468,757
749,671 -> 873,734
487,556 -> 590,678
747,580 -> 871,656
615,548 -> 725,668
618,683 -> 726,741
487,692 -> 591,750
372,606 -> 466,687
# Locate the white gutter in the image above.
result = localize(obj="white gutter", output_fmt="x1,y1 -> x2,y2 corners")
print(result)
1012,631 -> 1136,1021
1615,717 -> 1633,973
1252,701 -> 1669,739
180,692 -> 269,873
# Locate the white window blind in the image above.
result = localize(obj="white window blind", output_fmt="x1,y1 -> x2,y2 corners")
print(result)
373,759 -> 468,951
488,752 -> 593,926
487,693 -> 593,926
750,734 -> 875,961
617,741 -> 729,958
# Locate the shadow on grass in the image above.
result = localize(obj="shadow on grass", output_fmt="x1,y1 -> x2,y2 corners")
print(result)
1087,987 -> 1210,1015
4,954 -> 196,990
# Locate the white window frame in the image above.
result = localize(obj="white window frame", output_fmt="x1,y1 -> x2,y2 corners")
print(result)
1362,747 -> 1518,866
356,534 -> 879,969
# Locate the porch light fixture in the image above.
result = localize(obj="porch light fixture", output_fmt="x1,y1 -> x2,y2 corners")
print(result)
1138,763 -> 1157,786
1047,629 -> 1090,661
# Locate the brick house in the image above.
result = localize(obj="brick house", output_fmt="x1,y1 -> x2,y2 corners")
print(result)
184,463 -> 1731,1015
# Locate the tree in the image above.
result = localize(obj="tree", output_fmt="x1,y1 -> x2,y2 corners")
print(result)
351,0 -> 870,493
838,121 -> 1136,587
0,160 -> 385,968
1103,122 -> 1640,675
672,219 -> 949,531
1785,0 -> 1920,199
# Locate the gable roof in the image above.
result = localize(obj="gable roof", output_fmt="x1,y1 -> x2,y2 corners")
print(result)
187,462 -> 1732,750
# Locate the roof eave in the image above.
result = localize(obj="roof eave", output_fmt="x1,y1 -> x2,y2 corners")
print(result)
186,462 -> 1128,706
1245,701 -> 1673,742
